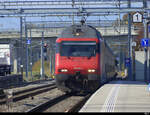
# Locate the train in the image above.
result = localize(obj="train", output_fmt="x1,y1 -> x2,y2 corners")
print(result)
55,24 -> 117,93
0,44 -> 11,76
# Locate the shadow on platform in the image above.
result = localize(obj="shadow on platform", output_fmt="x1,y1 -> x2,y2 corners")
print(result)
109,80 -> 147,85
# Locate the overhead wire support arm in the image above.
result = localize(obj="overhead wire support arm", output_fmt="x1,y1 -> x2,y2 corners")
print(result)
0,0 -> 150,18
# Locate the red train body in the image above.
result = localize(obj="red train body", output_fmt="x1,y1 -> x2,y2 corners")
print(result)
55,25 -> 117,93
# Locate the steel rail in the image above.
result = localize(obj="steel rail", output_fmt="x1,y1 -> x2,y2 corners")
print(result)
67,94 -> 91,112
0,82 -> 56,105
26,93 -> 72,112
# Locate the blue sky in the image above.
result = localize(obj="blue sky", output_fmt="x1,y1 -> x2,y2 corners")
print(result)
0,15 -> 122,31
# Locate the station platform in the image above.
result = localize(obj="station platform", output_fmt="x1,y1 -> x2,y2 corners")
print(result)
79,80 -> 150,112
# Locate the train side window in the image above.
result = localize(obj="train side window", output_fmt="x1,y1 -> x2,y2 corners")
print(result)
96,44 -> 100,53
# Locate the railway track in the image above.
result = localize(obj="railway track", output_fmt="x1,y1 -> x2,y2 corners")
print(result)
26,93 -> 71,112
0,83 -> 56,105
67,94 -> 91,112
0,78 -> 92,112
26,93 -> 91,112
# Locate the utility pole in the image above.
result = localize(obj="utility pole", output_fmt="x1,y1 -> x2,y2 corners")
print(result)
20,17 -> 23,76
29,27 -> 32,81
143,0 -> 148,83
128,0 -> 132,80
132,43 -> 136,81
117,0 -> 120,71
41,31 -> 44,79
144,20 -> 148,83
148,20 -> 150,83
25,19 -> 29,80
118,0 -> 121,72
50,48 -> 52,77
72,0 -> 75,25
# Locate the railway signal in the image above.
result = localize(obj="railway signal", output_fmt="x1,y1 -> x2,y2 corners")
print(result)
43,43 -> 47,53
43,43 -> 47,61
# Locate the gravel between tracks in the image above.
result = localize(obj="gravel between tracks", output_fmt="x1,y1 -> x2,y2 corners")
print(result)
12,79 -> 55,92
0,79 -> 58,112
0,88 -> 64,112
0,79 -> 88,112
44,96 -> 84,112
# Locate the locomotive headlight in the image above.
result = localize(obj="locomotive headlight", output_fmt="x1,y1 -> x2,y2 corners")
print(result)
76,33 -> 80,36
88,69 -> 96,72
60,69 -> 68,72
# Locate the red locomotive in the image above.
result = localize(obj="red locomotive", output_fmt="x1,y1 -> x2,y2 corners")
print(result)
55,24 -> 117,93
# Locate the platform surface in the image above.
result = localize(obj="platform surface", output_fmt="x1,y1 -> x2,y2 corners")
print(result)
79,80 -> 150,112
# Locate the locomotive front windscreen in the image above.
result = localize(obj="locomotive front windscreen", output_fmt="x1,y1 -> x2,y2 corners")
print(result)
59,41 -> 97,57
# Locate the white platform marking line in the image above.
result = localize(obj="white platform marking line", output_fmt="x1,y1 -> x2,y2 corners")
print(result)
107,90 -> 116,112
112,85 -> 120,112
109,90 -> 117,112
101,82 -> 120,112
101,85 -> 115,112
79,87 -> 100,112
107,84 -> 120,112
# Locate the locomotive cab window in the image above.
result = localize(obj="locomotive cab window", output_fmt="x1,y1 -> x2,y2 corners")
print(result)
60,41 -> 97,57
